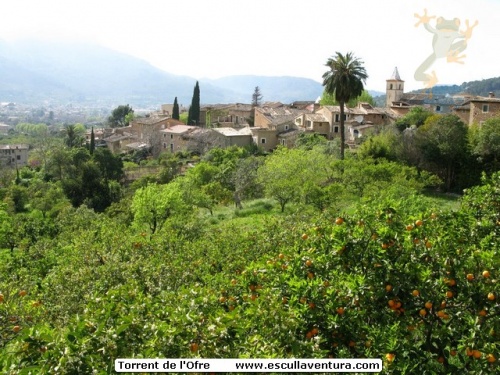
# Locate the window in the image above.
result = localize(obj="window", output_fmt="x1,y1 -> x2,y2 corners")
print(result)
334,126 -> 339,133
170,134 -> 173,139
436,105 -> 441,112
170,144 -> 174,152
17,155 -> 21,160
335,114 -> 339,122
280,139 -> 286,146
482,104 -> 489,113
390,84 -> 393,90
307,120 -> 312,128
261,138 -> 266,144
163,142 -> 167,149
284,125 -> 289,131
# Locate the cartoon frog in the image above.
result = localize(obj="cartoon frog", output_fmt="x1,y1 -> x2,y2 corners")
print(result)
414,9 -> 478,88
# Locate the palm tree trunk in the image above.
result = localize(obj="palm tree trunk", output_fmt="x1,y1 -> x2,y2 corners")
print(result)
340,101 -> 345,159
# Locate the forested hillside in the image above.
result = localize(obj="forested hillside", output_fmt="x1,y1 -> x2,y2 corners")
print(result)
1,112 -> 500,374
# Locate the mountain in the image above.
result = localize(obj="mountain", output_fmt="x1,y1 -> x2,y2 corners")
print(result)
0,40 -> 323,107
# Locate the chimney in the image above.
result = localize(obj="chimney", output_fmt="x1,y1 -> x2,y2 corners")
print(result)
489,92 -> 495,98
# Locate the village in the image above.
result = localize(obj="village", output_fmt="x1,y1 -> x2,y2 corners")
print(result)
89,67 -> 500,159
1,67 -> 500,168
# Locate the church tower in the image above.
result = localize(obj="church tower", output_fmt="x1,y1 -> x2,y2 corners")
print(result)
386,67 -> 404,107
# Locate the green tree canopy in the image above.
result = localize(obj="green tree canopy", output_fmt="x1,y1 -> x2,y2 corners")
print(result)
108,105 -> 134,128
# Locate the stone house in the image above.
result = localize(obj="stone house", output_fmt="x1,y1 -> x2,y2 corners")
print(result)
160,125 -> 200,153
0,144 -> 29,168
453,93 -> 500,126
199,103 -> 253,128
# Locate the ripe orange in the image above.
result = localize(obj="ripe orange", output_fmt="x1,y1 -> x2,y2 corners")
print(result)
388,300 -> 395,308
486,354 -> 496,363
415,219 -> 424,227
385,353 -> 395,362
437,310 -> 446,318
381,243 -> 389,249
335,217 -> 344,225
12,325 -> 21,333
412,289 -> 420,297
18,290 -> 27,297
466,274 -> 475,281
437,356 -> 445,364
466,348 -> 474,357
385,284 -> 392,292
482,270 -> 491,278
446,291 -> 454,299
413,238 -> 420,244
425,241 -> 432,249
189,342 -> 199,352
310,327 -> 319,336
425,301 -> 433,309
472,350 -> 482,359
419,309 -> 427,317
308,302 -> 316,310
487,292 -> 496,301
305,259 -> 313,267
0,293 -> 4,303
278,253 -> 285,259
301,233 -> 309,240
219,296 -> 226,303
348,340 -> 356,347
478,309 -> 487,317
450,350 -> 457,357
406,224 -> 414,231
250,293 -> 257,301
336,307 -> 345,315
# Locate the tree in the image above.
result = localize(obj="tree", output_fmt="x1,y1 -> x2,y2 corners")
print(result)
172,97 -> 180,120
131,182 -> 185,234
320,89 -> 375,107
89,127 -> 95,155
395,106 -> 433,132
472,116 -> 500,171
62,124 -> 85,148
108,105 -> 134,128
252,86 -> 263,107
322,52 -> 368,159
187,82 -> 200,126
416,114 -> 469,191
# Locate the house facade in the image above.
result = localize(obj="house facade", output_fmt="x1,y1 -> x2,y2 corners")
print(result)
0,144 -> 29,168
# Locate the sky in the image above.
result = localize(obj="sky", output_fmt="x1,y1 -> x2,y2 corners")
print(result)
1,0 -> 499,93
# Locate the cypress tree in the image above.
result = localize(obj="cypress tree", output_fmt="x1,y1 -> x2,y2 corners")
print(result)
172,97 -> 180,120
187,81 -> 200,126
89,127 -> 96,155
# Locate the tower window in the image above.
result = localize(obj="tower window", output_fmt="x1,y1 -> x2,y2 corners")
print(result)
482,104 -> 489,113
390,84 -> 393,90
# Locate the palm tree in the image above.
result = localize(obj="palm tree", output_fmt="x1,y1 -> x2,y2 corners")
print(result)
322,52 -> 368,159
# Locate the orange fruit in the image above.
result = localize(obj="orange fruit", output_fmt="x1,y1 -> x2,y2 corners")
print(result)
478,309 -> 487,317
482,270 -> 491,278
310,327 -> 319,336
381,243 -> 389,249
305,259 -> 313,267
466,348 -> 474,356
486,354 -> 496,363
278,253 -> 285,259
424,301 -> 433,309
472,350 -> 482,359
415,219 -> 423,227
450,350 -> 457,357
189,342 -> 199,352
335,217 -> 344,225
385,353 -> 395,362
487,292 -> 496,301
437,356 -> 445,364
388,300 -> 395,308
446,291 -> 454,299
385,284 -> 392,292
308,302 -> 316,309
425,241 -> 432,248
419,309 -> 427,317
412,289 -> 420,297
466,274 -> 475,281
336,307 -> 345,315
219,296 -> 226,303
0,293 -> 4,303
307,272 -> 314,279
301,233 -> 308,240
406,224 -> 414,231
18,290 -> 27,297
12,325 -> 21,333
348,340 -> 356,347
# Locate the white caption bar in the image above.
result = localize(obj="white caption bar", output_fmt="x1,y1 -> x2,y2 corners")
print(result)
115,358 -> 382,373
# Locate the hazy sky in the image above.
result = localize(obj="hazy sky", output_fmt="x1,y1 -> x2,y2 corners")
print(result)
1,0 -> 498,92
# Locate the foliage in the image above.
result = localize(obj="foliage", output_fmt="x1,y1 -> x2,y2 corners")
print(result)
322,52 -> 368,159
320,89 -> 375,107
471,116 -> 500,172
395,107 -> 434,132
187,82 -> 200,126
252,86 -> 263,107
172,97 -> 180,120
108,104 -> 134,128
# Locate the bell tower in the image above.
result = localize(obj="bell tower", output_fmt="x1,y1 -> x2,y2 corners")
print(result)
386,67 -> 404,107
